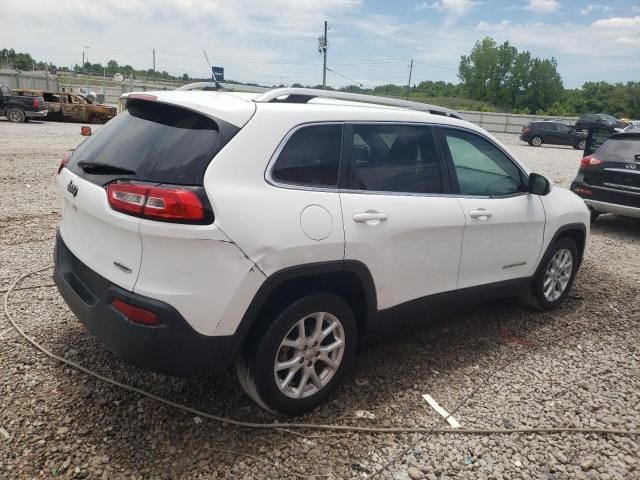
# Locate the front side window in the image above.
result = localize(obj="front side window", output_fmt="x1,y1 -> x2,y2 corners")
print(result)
272,125 -> 342,187
442,128 -> 525,196
348,124 -> 444,194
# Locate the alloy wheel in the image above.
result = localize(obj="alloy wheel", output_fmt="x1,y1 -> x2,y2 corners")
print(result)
273,312 -> 345,399
543,248 -> 573,302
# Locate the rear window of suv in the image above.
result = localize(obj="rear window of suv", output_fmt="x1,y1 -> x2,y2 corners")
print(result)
69,100 -> 239,186
595,138 -> 640,162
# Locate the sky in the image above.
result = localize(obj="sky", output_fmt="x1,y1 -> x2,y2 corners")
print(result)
2,0 -> 639,89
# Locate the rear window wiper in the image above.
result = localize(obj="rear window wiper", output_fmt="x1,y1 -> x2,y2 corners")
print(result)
77,161 -> 136,175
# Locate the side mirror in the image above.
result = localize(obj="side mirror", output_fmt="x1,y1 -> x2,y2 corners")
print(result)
528,173 -> 551,196
80,125 -> 92,136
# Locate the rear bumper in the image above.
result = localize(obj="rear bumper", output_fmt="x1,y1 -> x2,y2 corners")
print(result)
571,178 -> 640,218
53,231 -> 237,376
584,199 -> 640,219
26,110 -> 48,118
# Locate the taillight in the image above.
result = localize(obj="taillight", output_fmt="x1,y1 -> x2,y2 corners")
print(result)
107,181 -> 205,222
523,127 -> 531,133
573,187 -> 592,196
33,97 -> 40,108
112,299 -> 160,326
58,151 -> 72,174
580,155 -> 603,168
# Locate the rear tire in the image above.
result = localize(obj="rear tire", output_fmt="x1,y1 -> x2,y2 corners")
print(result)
521,238 -> 579,311
577,139 -> 586,150
529,136 -> 543,147
6,108 -> 26,123
237,293 -> 357,415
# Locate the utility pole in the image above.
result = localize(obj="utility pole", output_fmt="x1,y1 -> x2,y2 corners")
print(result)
152,48 -> 156,74
406,58 -> 413,100
318,20 -> 328,89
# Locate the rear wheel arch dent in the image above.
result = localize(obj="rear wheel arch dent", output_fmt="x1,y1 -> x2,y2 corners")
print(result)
234,261 -> 377,356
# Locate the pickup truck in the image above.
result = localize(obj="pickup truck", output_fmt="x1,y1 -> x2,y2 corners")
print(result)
0,83 -> 47,123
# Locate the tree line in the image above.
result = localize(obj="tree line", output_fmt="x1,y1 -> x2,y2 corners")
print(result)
2,44 -> 638,118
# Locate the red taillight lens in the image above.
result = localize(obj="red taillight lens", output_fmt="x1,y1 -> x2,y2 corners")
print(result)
33,97 -> 40,108
523,127 -> 531,133
573,187 -> 593,196
580,155 -> 603,168
112,299 -> 160,326
58,151 -> 72,174
107,182 -> 205,222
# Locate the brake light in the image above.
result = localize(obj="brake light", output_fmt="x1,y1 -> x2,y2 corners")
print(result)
112,299 -> 160,326
58,151 -> 72,174
580,155 -> 603,168
107,182 -> 205,222
523,127 -> 531,134
573,187 -> 592,196
33,97 -> 40,108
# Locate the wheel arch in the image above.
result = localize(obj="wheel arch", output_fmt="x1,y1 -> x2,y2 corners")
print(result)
535,223 -> 587,278
233,260 -> 377,357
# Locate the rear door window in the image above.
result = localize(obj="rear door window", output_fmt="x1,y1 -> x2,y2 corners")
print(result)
271,124 -> 342,187
69,100 -> 238,186
347,124 -> 445,194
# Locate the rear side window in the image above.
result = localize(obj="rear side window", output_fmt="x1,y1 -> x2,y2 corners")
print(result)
595,138 -> 640,162
272,125 -> 342,187
69,100 -> 237,185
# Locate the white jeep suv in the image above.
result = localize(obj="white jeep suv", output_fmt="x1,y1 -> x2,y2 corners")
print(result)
54,87 -> 589,414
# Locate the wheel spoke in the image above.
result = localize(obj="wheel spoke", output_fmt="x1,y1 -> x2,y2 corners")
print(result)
275,356 -> 302,372
296,370 -> 310,398
321,320 -> 339,340
319,339 -> 344,354
308,368 -> 323,389
311,312 -> 325,341
318,352 -> 339,370
279,364 -> 301,390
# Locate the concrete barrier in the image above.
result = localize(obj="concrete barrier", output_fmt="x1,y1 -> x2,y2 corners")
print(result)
459,110 -> 579,134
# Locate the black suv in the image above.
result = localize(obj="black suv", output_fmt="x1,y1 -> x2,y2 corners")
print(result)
520,121 -> 587,149
574,113 -> 617,132
571,128 -> 640,221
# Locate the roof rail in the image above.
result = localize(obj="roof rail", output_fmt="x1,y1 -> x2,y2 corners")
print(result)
253,88 -> 463,119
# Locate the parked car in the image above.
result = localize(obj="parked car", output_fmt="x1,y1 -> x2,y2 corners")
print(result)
0,83 -> 47,123
571,127 -> 640,221
54,87 -> 590,414
12,89 -> 116,124
520,121 -> 587,149
574,113 -> 617,132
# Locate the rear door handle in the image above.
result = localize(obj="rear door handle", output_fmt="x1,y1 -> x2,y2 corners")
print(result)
353,212 -> 388,223
469,209 -> 492,219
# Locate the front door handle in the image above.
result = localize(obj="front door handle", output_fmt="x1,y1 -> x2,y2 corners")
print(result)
353,212 -> 388,223
469,209 -> 492,219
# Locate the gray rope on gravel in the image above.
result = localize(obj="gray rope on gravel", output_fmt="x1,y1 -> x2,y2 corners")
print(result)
5,266 -> 640,441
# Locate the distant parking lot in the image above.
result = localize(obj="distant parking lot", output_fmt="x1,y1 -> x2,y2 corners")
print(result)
1,119 -> 638,479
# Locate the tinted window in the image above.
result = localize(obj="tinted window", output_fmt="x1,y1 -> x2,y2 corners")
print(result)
443,128 -> 525,196
595,138 -> 640,162
349,124 -> 443,194
557,124 -> 571,134
272,125 -> 342,187
70,100 -> 231,186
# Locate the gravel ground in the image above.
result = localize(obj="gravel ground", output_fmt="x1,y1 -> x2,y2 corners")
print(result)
0,119 -> 638,479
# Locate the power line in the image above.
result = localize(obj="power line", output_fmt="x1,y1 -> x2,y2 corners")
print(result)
326,67 -> 365,87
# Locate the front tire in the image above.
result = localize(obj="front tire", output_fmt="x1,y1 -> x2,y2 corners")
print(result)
522,238 -> 579,310
529,136 -> 543,147
237,293 -> 356,415
6,108 -> 26,123
577,139 -> 586,150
